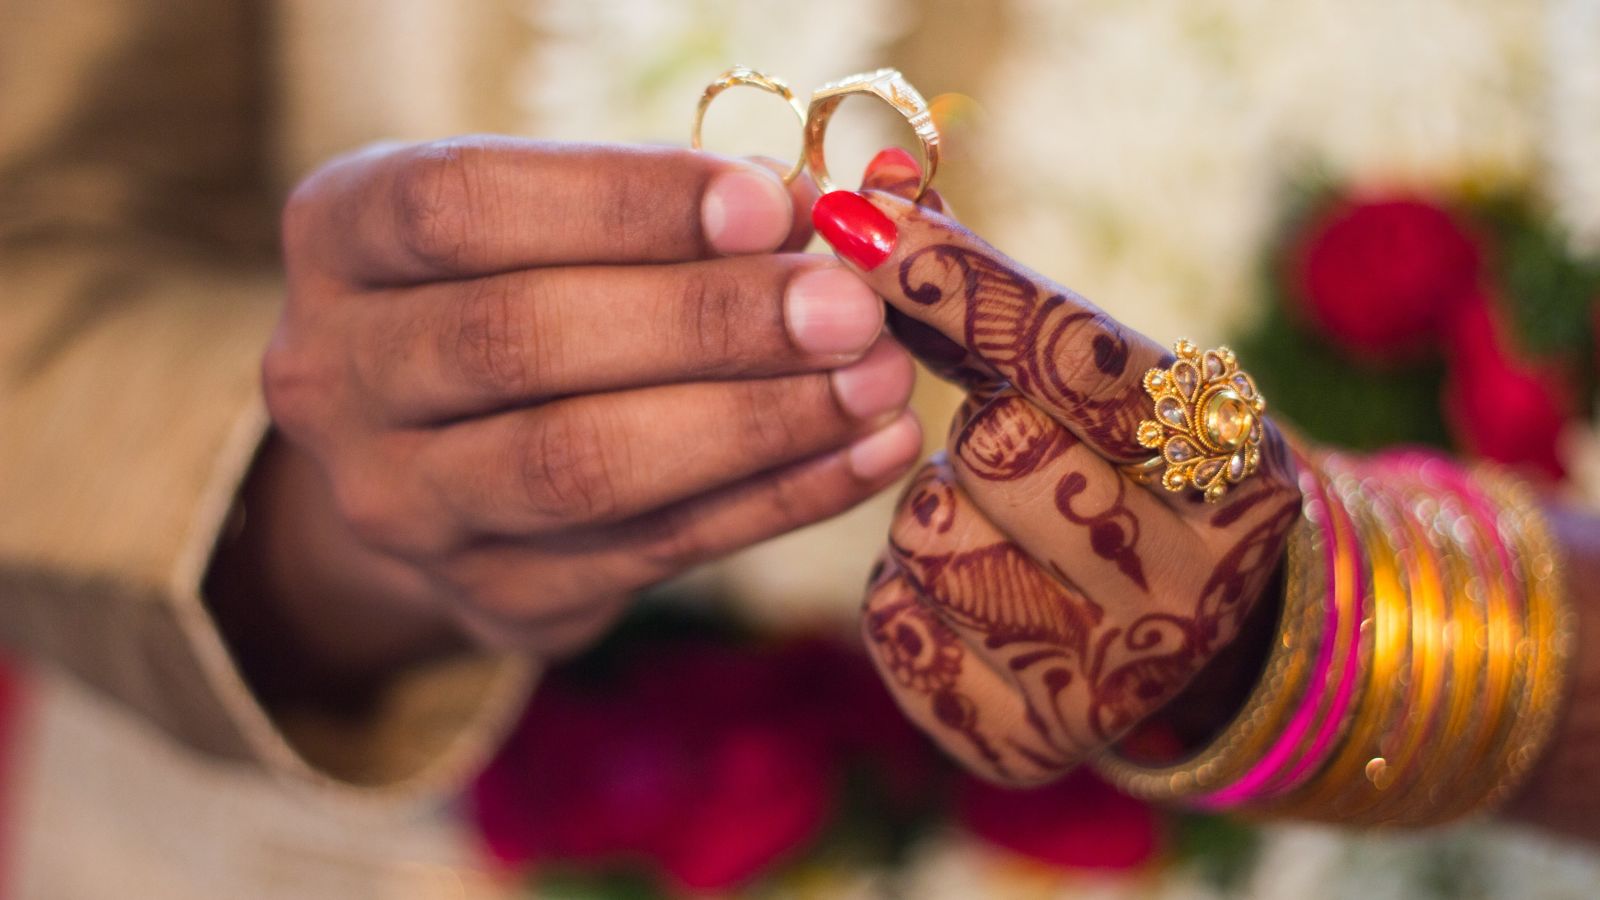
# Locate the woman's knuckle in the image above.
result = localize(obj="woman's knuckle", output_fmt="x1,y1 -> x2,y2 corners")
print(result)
1054,311 -> 1129,402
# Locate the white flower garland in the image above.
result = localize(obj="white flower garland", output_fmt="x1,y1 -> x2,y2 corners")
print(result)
1547,0 -> 1600,252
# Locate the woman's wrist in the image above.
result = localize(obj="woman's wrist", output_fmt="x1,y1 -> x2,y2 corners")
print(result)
1095,449 -> 1573,825
1504,502 -> 1600,841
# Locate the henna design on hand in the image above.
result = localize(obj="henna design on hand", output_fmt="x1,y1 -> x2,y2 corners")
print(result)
864,237 -> 1307,777
902,463 -> 960,534
1054,469 -> 1148,591
886,308 -> 997,389
864,564 -> 1012,777
1084,493 -> 1299,739
954,393 -> 1075,482
897,245 -> 1153,458
890,539 -> 1103,656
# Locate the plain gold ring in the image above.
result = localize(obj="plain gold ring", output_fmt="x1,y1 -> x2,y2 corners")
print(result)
692,66 -> 808,185
803,68 -> 940,201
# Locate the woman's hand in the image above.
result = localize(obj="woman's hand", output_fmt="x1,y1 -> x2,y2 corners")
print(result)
227,137 -> 924,693
820,153 -> 1301,785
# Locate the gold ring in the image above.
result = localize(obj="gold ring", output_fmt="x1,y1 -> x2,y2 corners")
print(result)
1125,340 -> 1267,502
692,66 -> 808,185
804,68 -> 940,201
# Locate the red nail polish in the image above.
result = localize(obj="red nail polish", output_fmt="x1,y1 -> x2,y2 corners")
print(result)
863,146 -> 921,180
812,191 -> 896,270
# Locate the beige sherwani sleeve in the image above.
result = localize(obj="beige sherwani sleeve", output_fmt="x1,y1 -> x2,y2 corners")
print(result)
0,0 -> 533,796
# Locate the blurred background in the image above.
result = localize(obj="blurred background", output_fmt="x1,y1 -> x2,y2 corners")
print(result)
7,0 -> 1600,897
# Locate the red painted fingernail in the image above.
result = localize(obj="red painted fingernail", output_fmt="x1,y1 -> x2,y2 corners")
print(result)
812,191 -> 897,270
863,146 -> 921,180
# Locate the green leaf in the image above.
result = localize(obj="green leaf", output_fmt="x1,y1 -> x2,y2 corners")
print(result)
532,866 -> 666,900
1232,298 -> 1452,452
1169,812 -> 1262,892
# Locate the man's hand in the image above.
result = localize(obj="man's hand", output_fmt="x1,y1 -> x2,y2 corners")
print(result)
218,138 -> 923,696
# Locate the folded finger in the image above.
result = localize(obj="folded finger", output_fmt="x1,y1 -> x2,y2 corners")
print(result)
445,414 -> 925,635
945,391 -> 1206,603
362,254 -> 883,423
420,340 -> 915,536
884,458 -> 1104,757
861,554 -> 1069,786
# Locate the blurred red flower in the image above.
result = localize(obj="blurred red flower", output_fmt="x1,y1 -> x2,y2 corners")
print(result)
1294,196 -> 1481,362
1443,297 -> 1570,480
470,636 -> 935,893
956,768 -> 1161,871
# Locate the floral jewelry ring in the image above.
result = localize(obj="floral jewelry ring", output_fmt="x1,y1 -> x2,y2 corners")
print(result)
692,66 -> 809,185
1125,340 -> 1267,502
693,66 -> 941,201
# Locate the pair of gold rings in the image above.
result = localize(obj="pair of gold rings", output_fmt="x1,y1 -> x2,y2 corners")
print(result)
691,66 -> 940,203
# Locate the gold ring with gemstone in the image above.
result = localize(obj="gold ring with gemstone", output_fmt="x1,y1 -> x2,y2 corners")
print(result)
803,68 -> 940,202
1124,340 -> 1266,502
692,66 -> 808,185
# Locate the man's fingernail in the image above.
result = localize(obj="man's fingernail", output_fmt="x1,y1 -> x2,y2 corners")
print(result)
701,167 -> 793,254
831,340 -> 915,420
847,413 -> 922,481
863,146 -> 921,181
812,191 -> 896,270
786,266 -> 883,357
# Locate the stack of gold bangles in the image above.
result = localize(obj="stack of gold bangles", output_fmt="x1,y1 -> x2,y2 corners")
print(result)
1093,443 -> 1576,826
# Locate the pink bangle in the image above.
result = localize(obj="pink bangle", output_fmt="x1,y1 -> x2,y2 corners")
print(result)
1196,454 -> 1364,808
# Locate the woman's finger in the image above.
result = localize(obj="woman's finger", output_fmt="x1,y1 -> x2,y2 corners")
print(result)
858,149 -> 1003,392
862,554 -> 1068,785
945,390 -> 1206,602
812,188 -> 1169,462
859,147 -> 945,214
883,459 -> 1107,756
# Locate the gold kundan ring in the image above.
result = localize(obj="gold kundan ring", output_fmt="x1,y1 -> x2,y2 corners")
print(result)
1125,340 -> 1267,503
804,68 -> 939,201
692,66 -> 809,185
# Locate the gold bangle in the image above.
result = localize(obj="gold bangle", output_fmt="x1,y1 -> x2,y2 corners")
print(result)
1363,475 -> 1479,824
1091,498 -> 1326,800
1386,478 -> 1489,824
1472,469 -> 1575,814
1267,460 -> 1573,826
1271,467 -> 1411,819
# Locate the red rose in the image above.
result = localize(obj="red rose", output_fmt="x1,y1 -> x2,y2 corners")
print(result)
471,687 -> 698,867
1442,298 -> 1570,480
1295,196 -> 1481,361
955,769 -> 1161,871
470,641 -> 842,891
766,637 -> 940,807
652,724 -> 832,892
